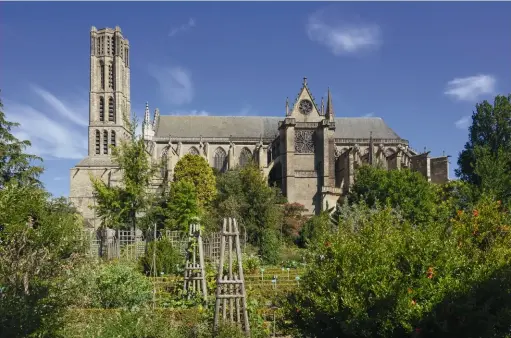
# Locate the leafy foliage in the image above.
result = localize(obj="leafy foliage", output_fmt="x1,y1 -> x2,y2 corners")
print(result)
165,180 -> 201,231
456,94 -> 511,185
286,199 -> 511,337
473,145 -> 511,204
173,154 -> 217,208
347,165 -> 442,226
0,95 -> 43,188
95,261 -> 153,309
0,182 -> 85,337
281,202 -> 308,243
298,209 -> 334,248
90,115 -> 158,230
215,162 -> 284,262
139,237 -> 184,276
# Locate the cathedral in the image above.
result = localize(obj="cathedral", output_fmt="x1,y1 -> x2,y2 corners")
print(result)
69,26 -> 449,227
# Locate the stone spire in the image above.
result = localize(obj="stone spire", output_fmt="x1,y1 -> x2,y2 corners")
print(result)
325,87 -> 334,122
152,108 -> 160,130
143,102 -> 155,140
143,102 -> 150,127
320,97 -> 325,115
285,97 -> 289,116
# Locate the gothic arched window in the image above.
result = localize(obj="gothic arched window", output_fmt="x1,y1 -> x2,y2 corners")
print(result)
100,62 -> 105,90
99,97 -> 104,122
189,147 -> 200,156
214,147 -> 227,173
108,97 -> 115,122
110,131 -> 116,148
239,147 -> 252,167
111,36 -> 116,56
103,130 -> 109,154
95,130 -> 101,155
108,63 -> 114,89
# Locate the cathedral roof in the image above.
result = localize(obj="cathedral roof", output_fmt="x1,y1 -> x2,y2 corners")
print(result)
155,116 -> 402,140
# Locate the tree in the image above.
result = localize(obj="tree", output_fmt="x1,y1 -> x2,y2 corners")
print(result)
0,94 -> 43,188
0,182 -> 85,337
473,145 -> 511,205
173,154 -> 217,208
90,116 -> 158,230
215,162 -> 283,262
165,180 -> 201,231
347,165 -> 442,226
456,94 -> 511,185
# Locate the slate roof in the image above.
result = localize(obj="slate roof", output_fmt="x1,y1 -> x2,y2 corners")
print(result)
75,156 -> 117,167
155,116 -> 402,140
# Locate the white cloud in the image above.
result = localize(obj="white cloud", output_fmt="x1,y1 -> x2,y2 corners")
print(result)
444,74 -> 496,101
4,86 -> 88,160
148,65 -> 194,105
30,85 -> 88,127
237,105 -> 254,116
363,112 -> 374,117
455,115 -> 471,129
306,8 -> 381,56
169,18 -> 196,37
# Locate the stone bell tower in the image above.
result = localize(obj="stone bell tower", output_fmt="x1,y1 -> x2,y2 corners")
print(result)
88,26 -> 131,156
69,26 -> 132,228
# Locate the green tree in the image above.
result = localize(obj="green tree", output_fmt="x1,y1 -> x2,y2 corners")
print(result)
90,115 -> 158,230
0,182 -> 85,337
0,95 -> 43,188
215,162 -> 283,262
173,154 -> 217,208
456,94 -> 511,185
347,165 -> 441,226
165,180 -> 201,231
473,145 -> 511,204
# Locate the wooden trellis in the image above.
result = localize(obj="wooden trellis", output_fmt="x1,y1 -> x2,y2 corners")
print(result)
213,218 -> 250,335
183,223 -> 208,302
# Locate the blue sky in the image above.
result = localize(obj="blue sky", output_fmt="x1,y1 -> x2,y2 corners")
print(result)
2,2 -> 510,198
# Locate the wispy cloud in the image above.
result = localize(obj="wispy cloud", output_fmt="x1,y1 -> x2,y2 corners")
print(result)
169,18 -> 196,37
306,8 -> 381,56
363,112 -> 374,117
4,86 -> 88,160
455,115 -> 471,129
53,176 -> 66,181
238,104 -> 255,116
148,65 -> 194,105
444,74 -> 496,101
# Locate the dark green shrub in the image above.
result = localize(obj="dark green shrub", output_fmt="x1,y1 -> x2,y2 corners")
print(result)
259,230 -> 280,265
139,237 -> 184,276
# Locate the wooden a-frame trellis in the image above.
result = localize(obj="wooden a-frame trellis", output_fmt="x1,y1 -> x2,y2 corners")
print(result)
213,218 -> 250,335
183,223 -> 208,302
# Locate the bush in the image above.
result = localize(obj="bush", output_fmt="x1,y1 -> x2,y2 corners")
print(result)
297,209 -> 332,248
259,229 -> 280,265
96,261 -> 153,309
286,198 -> 511,338
139,237 -> 184,276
